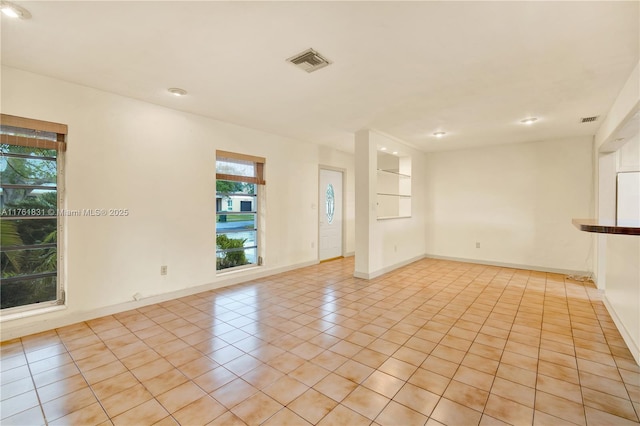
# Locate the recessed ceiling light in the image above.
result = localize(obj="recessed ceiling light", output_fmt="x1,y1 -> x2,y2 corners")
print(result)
1,1 -> 31,19
392,151 -> 398,155
168,88 -> 187,96
380,147 -> 387,151
520,117 -> 538,125
433,132 -> 446,138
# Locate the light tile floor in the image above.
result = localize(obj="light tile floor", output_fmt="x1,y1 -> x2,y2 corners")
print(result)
2,257 -> 639,425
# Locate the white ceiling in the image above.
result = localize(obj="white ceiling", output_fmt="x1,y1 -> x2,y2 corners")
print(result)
1,1 -> 638,153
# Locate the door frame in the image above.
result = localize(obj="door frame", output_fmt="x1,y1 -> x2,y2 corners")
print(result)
318,166 -> 346,261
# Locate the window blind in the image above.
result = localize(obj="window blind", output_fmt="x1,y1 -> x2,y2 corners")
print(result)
0,114 -> 67,151
216,150 -> 265,185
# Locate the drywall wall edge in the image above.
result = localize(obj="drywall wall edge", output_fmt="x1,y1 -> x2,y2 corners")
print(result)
603,295 -> 640,366
354,254 -> 426,280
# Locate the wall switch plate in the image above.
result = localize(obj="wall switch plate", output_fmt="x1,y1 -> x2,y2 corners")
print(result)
476,242 -> 480,248
160,265 -> 167,275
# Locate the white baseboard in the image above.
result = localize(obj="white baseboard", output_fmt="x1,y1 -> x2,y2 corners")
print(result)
2,253 -> 600,342
0,260 -> 318,341
424,254 -> 592,277
354,254 -> 426,280
603,295 -> 640,366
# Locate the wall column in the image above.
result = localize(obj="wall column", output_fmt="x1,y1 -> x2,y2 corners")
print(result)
354,130 -> 377,278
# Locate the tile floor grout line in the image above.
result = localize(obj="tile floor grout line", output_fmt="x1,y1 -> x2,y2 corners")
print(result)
21,338 -> 49,426
3,257 -> 639,426
60,319 -> 130,424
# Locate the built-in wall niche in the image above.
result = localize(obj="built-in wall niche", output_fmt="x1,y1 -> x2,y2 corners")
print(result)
616,132 -> 640,222
377,150 -> 411,219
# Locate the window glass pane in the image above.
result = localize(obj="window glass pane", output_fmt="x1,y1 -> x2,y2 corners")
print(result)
1,144 -> 57,158
1,189 -> 57,213
216,181 -> 256,196
216,158 -> 255,178
216,233 -> 255,270
216,245 -> 256,270
216,213 -> 256,232
1,218 -> 57,246
1,247 -> 57,279
217,230 -> 256,249
243,247 -> 257,265
0,156 -> 57,186
0,275 -> 57,309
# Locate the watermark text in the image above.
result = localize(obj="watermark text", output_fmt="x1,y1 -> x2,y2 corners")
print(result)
1,208 -> 130,217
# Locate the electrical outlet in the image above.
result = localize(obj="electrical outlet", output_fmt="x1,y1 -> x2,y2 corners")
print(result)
394,244 -> 398,252
476,242 -> 480,249
160,265 -> 167,275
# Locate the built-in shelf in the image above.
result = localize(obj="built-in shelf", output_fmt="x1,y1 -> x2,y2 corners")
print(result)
377,151 -> 411,219
376,193 -> 411,198
377,169 -> 411,178
572,218 -> 640,236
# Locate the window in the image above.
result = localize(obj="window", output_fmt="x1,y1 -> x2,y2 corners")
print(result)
0,114 -> 67,311
216,150 -> 265,271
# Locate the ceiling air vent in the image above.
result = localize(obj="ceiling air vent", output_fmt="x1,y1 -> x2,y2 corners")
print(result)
580,116 -> 600,123
287,48 -> 331,73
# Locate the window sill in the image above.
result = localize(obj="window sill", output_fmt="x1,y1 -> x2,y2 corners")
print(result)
0,304 -> 66,323
216,264 -> 261,276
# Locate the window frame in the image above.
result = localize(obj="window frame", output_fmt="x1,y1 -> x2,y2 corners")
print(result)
215,150 -> 265,272
0,114 -> 66,315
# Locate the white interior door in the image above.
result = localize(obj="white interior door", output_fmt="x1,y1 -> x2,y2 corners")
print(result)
319,169 -> 343,261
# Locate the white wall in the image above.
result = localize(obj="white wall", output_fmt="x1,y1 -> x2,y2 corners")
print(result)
605,234 -> 640,365
593,61 -> 639,288
618,134 -> 640,172
425,137 -> 594,273
616,135 -> 640,222
590,61 -> 640,364
595,62 -> 639,150
355,130 -> 426,278
0,67 -> 355,339
606,140 -> 640,362
605,125 -> 640,365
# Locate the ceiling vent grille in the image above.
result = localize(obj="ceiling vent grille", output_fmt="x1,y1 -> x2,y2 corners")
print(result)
580,116 -> 600,123
287,48 -> 331,73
